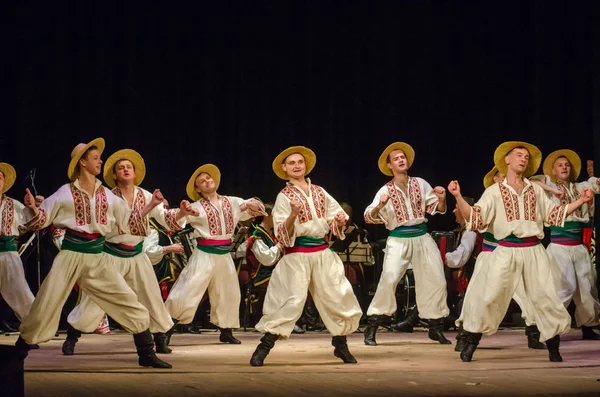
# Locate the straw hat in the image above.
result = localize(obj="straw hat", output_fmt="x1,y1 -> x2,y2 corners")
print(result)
103,149 -> 146,188
377,142 -> 415,176
542,149 -> 581,182
483,166 -> 500,189
67,138 -> 105,181
186,164 -> 221,201
493,141 -> 541,177
0,163 -> 16,194
272,146 -> 317,180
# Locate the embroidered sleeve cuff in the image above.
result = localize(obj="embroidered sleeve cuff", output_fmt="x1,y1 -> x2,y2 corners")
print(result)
329,217 -> 346,240
243,199 -> 268,217
25,208 -> 46,231
164,208 -> 184,231
364,210 -> 387,225
276,223 -> 294,247
426,201 -> 440,215
467,206 -> 484,232
547,205 -> 567,227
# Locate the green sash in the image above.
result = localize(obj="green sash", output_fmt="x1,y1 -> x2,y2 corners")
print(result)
0,236 -> 17,252
389,224 -> 427,238
103,241 -> 144,258
61,230 -> 105,254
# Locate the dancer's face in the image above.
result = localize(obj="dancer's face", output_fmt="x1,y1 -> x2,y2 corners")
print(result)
80,149 -> 103,176
387,150 -> 409,174
505,148 -> 530,174
552,157 -> 572,183
282,153 -> 306,179
195,172 -> 216,195
113,160 -> 136,185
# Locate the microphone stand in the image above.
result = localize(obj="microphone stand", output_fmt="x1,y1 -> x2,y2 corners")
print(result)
30,169 -> 41,289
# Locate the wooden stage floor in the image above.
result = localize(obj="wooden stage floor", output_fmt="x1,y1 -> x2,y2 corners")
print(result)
3,328 -> 600,397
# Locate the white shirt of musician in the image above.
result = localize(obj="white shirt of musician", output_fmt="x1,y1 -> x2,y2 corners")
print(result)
143,228 -> 165,265
445,231 -> 477,269
24,179 -> 138,236
540,175 -> 599,225
185,196 -> 259,240
273,179 -> 348,247
251,240 -> 281,267
364,177 -> 445,229
106,186 -> 185,245
467,178 -> 568,240
0,196 -> 28,237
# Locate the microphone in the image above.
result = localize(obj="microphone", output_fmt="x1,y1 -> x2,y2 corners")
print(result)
29,168 -> 38,196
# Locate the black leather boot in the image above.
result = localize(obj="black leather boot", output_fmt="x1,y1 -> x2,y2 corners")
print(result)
428,318 -> 452,344
15,336 -> 32,359
250,332 -> 279,366
219,328 -> 241,344
546,335 -> 563,362
460,331 -> 482,362
455,325 -> 467,352
525,325 -> 546,349
134,330 -> 172,368
292,324 -> 306,334
390,308 -> 419,333
332,335 -> 357,364
62,324 -> 82,356
153,332 -> 172,354
363,315 -> 381,346
581,326 -> 600,340
303,301 -> 325,331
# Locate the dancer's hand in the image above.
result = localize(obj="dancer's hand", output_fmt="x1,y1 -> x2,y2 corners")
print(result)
290,200 -> 302,216
433,186 -> 446,200
447,181 -> 461,196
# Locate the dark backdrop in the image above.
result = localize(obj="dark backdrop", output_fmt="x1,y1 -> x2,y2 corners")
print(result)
3,0 -> 600,240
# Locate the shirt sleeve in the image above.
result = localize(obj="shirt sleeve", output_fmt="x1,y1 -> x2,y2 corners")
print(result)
535,184 -> 567,227
422,179 -> 445,215
364,186 -> 390,225
24,186 -> 65,231
445,231 -> 476,269
143,228 -> 165,265
466,187 -> 496,232
149,202 -> 185,232
273,192 -> 294,247
251,239 -> 281,267
324,189 -> 348,239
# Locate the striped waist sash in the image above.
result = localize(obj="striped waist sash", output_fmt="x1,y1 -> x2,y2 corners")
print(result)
285,236 -> 329,254
61,229 -> 105,254
389,224 -> 427,238
550,221 -> 584,246
103,241 -> 144,258
481,232 -> 498,252
498,234 -> 540,248
196,239 -> 232,255
0,236 -> 17,252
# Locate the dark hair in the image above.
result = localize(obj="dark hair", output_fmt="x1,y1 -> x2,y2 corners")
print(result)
264,202 -> 274,216
506,146 -> 529,156
463,196 -> 475,206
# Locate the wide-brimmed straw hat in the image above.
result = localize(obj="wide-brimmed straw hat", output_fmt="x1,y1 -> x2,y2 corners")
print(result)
542,149 -> 581,182
0,163 -> 16,193
377,142 -> 415,176
493,141 -> 541,177
272,146 -> 317,180
103,149 -> 146,188
67,138 -> 105,181
186,164 -> 221,201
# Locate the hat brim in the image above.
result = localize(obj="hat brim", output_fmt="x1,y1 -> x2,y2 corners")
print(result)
542,149 -> 581,182
67,138 -> 106,181
483,167 -> 500,189
187,164 -> 221,201
493,141 -> 541,178
103,149 -> 146,189
0,163 -> 16,194
378,142 -> 415,176
272,146 -> 317,180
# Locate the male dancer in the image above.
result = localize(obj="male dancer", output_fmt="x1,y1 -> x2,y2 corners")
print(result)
18,138 -> 171,368
533,149 -> 600,339
250,146 -> 362,366
0,163 -> 36,332
363,142 -> 450,346
64,149 -> 196,355
449,141 -> 593,362
165,164 -> 265,346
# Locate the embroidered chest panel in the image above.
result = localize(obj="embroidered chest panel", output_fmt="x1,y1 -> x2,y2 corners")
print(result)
386,179 -> 423,223
557,183 -> 582,218
281,184 -> 326,224
499,184 -> 536,222
70,183 -> 108,226
199,196 -> 235,236
1,197 -> 15,236
113,187 -> 146,235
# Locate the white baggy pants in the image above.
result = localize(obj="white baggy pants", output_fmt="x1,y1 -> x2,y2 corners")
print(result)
0,252 -> 35,321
